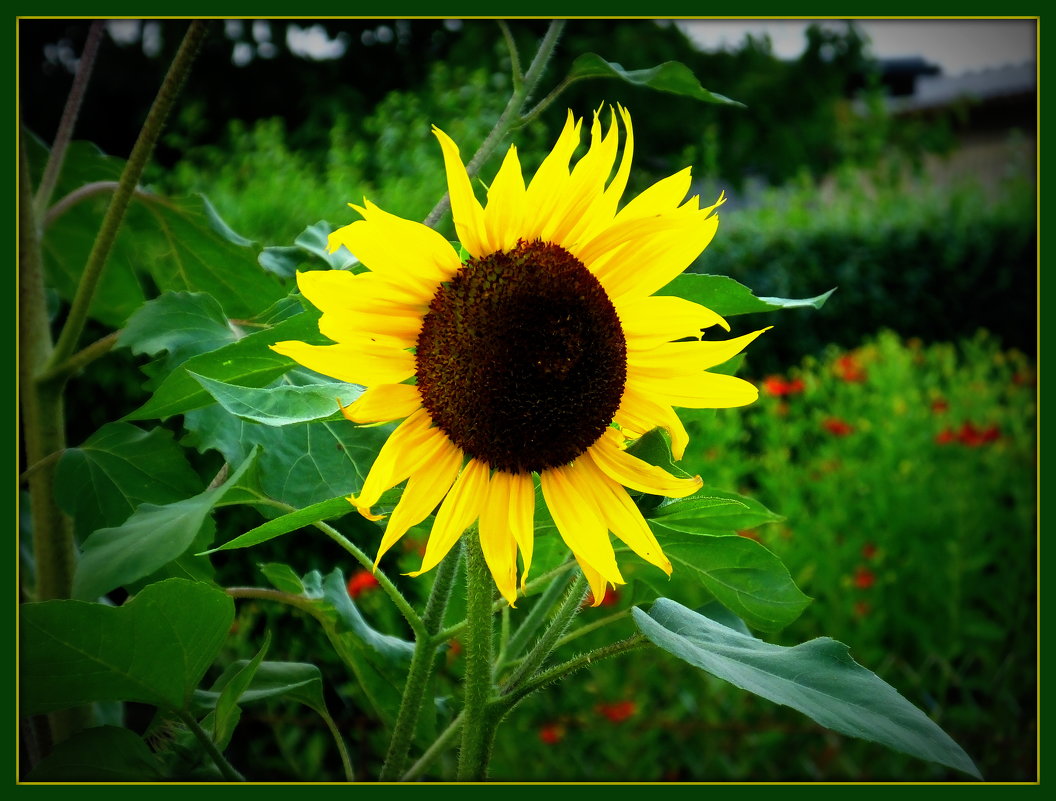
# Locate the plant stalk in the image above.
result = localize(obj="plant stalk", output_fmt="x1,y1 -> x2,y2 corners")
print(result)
177,709 -> 246,782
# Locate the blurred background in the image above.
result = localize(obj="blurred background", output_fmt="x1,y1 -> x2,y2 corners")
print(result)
21,18 -> 1037,782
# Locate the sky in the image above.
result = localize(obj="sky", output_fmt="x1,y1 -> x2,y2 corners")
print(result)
673,19 -> 1036,77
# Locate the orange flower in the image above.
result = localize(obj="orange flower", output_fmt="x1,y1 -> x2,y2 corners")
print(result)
538,722 -> 566,745
935,427 -> 956,445
763,376 -> 806,397
834,354 -> 867,383
822,417 -> 854,436
853,566 -> 875,589
931,398 -> 949,414
346,569 -> 380,598
583,585 -> 620,608
596,700 -> 637,723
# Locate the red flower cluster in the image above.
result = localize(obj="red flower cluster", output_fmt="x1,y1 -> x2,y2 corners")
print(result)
822,417 -> 854,436
834,354 -> 867,383
763,375 -> 805,397
596,700 -> 637,723
538,722 -> 565,745
583,586 -> 620,608
936,422 -> 1001,447
853,566 -> 876,590
346,569 -> 380,599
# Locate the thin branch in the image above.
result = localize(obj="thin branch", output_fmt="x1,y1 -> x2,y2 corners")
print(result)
33,20 -> 104,218
44,180 -> 154,230
37,330 -> 119,385
497,20 -> 523,90
176,709 -> 246,782
401,711 -> 464,781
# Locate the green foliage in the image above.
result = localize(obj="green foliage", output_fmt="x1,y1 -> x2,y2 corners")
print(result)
25,726 -> 166,781
634,599 -> 980,778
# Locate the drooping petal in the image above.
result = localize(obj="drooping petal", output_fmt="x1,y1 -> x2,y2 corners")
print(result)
270,340 -> 415,385
350,409 -> 445,515
587,433 -> 702,498
478,471 -> 520,606
410,458 -> 491,576
433,126 -> 488,258
576,456 -> 672,575
576,556 -> 611,608
373,437 -> 463,565
627,328 -> 771,375
506,471 -> 536,590
539,464 -> 623,586
615,385 -> 690,460
338,383 -> 422,424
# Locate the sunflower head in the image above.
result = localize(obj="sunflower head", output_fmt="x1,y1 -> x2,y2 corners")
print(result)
271,104 -> 766,606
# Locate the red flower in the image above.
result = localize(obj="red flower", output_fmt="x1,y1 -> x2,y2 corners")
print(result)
346,569 -> 380,599
538,723 -> 565,745
823,417 -> 854,436
854,601 -> 871,618
596,700 -> 637,723
446,639 -> 462,659
931,398 -> 949,414
853,566 -> 875,590
861,542 -> 877,560
935,427 -> 957,444
583,585 -> 620,608
834,354 -> 867,383
763,376 -> 806,397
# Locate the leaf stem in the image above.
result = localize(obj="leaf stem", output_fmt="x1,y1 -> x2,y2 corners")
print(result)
43,181 -> 154,229
456,534 -> 497,780
497,20 -> 523,90
48,20 -> 208,370
498,565 -> 574,666
401,711 -> 463,781
177,709 -> 246,782
33,20 -> 104,219
37,331 -> 119,384
379,544 -> 461,781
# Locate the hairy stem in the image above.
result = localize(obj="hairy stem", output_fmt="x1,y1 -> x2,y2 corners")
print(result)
379,544 -> 461,781
49,20 -> 207,369
177,709 -> 246,782
37,331 -> 119,385
499,565 -> 574,666
457,534 -> 497,780
401,711 -> 463,781
33,20 -> 104,218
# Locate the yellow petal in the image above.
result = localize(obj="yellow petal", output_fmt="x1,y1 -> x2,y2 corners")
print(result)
327,201 -> 461,299
432,126 -> 488,258
576,556 -> 611,607
612,167 -> 692,225
627,328 -> 771,375
521,111 -> 582,240
539,464 -> 623,585
482,145 -> 526,254
505,471 -> 536,590
339,384 -> 422,424
478,471 -> 520,606
576,456 -> 671,575
615,385 -> 689,460
373,437 -> 463,566
270,340 -> 415,385
587,434 -> 702,499
350,409 -> 445,513
629,370 -> 760,410
618,295 -> 730,350
410,458 -> 490,577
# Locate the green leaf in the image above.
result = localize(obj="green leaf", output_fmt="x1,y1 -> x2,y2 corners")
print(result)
259,562 -> 306,594
183,402 -> 392,509
634,532 -> 809,632
567,54 -> 743,107
125,309 -> 324,421
189,371 -> 364,427
20,579 -> 233,714
315,569 -> 415,666
649,488 -> 784,533
660,273 -> 835,317
117,291 -> 237,372
202,495 -> 354,555
212,631 -> 271,749
55,422 -> 203,541
633,599 -> 982,779
24,726 -> 165,781
72,450 -> 258,601
625,427 -> 692,480
259,221 -> 358,277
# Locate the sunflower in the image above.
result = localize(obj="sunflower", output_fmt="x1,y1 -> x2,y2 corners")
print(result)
271,105 -> 766,606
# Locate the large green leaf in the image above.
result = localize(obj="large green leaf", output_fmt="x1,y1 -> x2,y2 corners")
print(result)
55,422 -> 203,541
567,54 -> 742,107
633,599 -> 982,779
630,532 -> 809,632
183,402 -> 392,509
190,371 -> 364,426
648,489 -> 784,533
24,726 -> 165,781
125,309 -> 324,421
71,450 -> 258,601
20,579 -> 233,714
117,291 -> 238,373
660,273 -> 835,317
202,496 -> 354,555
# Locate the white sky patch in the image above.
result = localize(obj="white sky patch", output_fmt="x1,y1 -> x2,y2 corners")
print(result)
673,19 -> 1036,77
287,23 -> 349,60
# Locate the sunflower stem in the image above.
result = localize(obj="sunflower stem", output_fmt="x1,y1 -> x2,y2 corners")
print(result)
379,544 -> 461,781
500,571 -> 587,695
48,20 -> 207,371
457,533 -> 498,780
